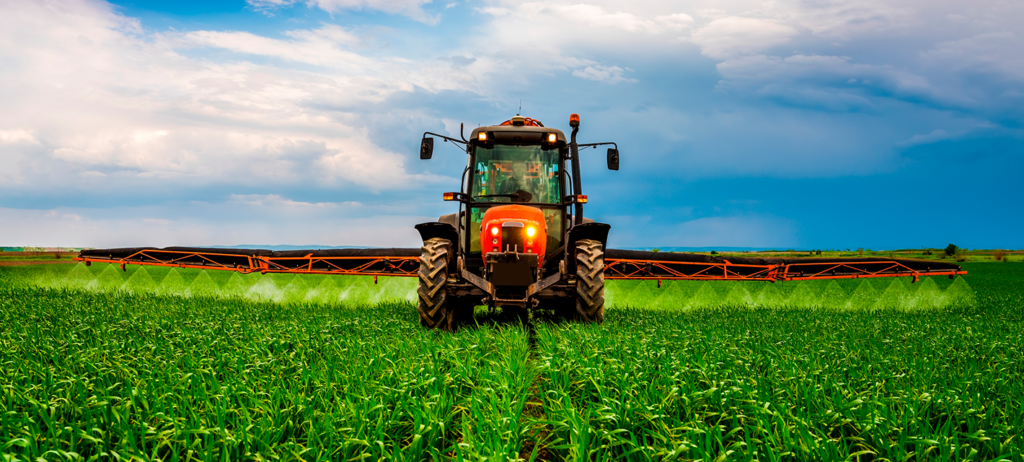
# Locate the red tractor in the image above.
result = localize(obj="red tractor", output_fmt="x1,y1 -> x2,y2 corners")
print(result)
414,114 -> 620,328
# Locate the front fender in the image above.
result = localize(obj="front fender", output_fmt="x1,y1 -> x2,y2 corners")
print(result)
415,222 -> 459,247
564,222 -> 610,274
415,222 -> 460,274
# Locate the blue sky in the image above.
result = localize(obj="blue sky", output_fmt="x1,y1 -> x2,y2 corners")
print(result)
1,0 -> 1021,250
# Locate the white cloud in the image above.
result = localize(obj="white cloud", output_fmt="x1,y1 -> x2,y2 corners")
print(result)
785,0 -> 913,39
175,24 -> 371,69
525,3 -> 692,34
0,130 -> 39,144
922,32 -> 1024,82
0,0 -> 462,194
464,2 -> 698,86
896,121 -> 1000,147
247,0 -> 294,7
227,193 -> 356,208
714,53 -> 973,108
572,65 -> 636,84
690,16 -> 798,60
247,0 -> 440,24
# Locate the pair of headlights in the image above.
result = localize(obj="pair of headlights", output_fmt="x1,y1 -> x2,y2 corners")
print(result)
489,226 -> 535,237
477,132 -> 558,144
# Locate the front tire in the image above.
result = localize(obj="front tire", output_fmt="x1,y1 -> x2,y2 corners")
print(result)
575,239 -> 605,323
417,238 -> 453,330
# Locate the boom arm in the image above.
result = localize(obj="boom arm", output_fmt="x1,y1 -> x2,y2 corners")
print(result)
76,247 -> 965,282
604,250 -> 965,282
76,247 -> 419,277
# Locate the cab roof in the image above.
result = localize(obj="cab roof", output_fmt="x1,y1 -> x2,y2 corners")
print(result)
470,117 -> 567,144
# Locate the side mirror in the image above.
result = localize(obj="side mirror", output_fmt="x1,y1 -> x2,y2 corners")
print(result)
607,148 -> 619,170
420,137 -> 434,160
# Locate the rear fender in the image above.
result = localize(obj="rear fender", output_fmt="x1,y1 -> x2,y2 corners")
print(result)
564,223 -> 610,274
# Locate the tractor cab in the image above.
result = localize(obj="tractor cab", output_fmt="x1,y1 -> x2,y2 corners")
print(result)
466,118 -> 567,272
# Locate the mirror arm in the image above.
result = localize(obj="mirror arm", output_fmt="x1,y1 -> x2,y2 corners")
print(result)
423,131 -> 468,146
575,141 -> 618,151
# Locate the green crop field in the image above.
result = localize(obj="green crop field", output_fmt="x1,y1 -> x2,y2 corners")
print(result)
1,262 -> 1022,460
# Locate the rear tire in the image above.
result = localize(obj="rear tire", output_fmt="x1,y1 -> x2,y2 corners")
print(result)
417,238 -> 454,330
575,239 -> 605,324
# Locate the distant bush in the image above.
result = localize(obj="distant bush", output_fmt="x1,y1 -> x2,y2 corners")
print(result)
710,250 -> 718,255
993,249 -> 1007,261
857,248 -> 864,256
651,248 -> 660,253
955,248 -> 969,262
923,249 -> 933,256
945,244 -> 958,257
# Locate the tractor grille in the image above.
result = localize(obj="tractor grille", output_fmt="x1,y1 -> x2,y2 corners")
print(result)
501,227 -> 525,252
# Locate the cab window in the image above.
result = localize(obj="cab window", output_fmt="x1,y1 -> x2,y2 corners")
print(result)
472,145 -> 561,204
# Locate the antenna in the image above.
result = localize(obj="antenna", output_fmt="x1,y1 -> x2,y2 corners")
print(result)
518,99 -> 522,116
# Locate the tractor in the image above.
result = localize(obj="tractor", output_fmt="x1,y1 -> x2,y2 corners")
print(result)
415,114 -> 620,329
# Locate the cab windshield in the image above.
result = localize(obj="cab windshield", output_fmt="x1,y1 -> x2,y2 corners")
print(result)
471,144 -> 561,204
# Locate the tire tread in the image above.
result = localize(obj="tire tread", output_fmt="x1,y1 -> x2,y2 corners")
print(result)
575,239 -> 605,323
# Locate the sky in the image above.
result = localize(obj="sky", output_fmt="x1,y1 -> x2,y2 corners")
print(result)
0,0 -> 1021,250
